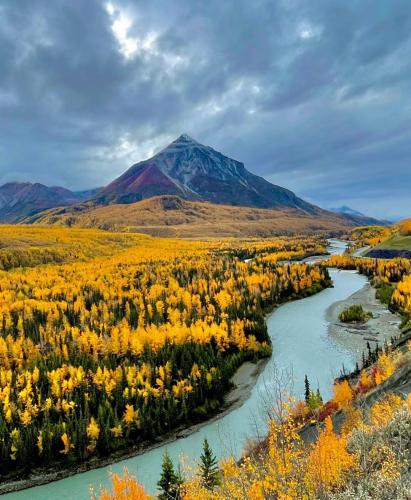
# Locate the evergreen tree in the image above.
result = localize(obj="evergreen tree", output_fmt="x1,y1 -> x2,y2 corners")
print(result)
304,374 -> 310,403
199,438 -> 220,490
158,450 -> 180,499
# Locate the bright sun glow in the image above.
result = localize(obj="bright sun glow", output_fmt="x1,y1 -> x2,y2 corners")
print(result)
105,2 -> 157,60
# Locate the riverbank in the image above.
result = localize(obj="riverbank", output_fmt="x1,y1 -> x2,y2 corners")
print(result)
0,359 -> 268,496
326,276 -> 401,358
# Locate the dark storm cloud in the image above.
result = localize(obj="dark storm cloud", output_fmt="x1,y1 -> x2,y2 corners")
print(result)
0,0 -> 410,218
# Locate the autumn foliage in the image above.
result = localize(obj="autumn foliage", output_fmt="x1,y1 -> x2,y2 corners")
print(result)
95,469 -> 148,500
179,351 -> 411,500
398,218 -> 411,236
0,227 -> 331,477
349,225 -> 393,248
94,333 -> 411,499
333,380 -> 353,409
306,416 -> 356,491
327,253 -> 411,321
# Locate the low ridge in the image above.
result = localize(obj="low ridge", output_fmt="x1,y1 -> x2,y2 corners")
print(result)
24,194 -> 353,238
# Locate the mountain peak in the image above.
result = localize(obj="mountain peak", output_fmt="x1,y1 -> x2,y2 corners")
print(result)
176,133 -> 196,143
97,136 -> 320,214
167,134 -> 200,149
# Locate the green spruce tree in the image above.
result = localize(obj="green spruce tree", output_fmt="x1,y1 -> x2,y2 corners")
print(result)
199,438 -> 220,490
304,374 -> 310,403
158,450 -> 180,499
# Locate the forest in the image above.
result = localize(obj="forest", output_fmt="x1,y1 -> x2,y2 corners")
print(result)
95,248 -> 411,500
0,227 -> 331,478
96,334 -> 411,499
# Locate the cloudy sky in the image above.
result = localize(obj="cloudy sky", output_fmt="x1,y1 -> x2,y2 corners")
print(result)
1,0 -> 410,219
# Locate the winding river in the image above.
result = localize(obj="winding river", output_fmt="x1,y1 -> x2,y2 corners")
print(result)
6,240 -> 369,499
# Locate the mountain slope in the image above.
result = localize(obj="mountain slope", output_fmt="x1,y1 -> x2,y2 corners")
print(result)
96,134 -> 320,214
0,182 -> 84,223
24,195 -> 352,238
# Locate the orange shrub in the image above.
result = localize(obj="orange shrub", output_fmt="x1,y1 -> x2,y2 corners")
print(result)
356,370 -> 374,394
369,394 -> 403,428
341,405 -> 363,436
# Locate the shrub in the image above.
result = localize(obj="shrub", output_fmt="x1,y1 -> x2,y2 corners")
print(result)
375,284 -> 394,305
339,305 -> 373,323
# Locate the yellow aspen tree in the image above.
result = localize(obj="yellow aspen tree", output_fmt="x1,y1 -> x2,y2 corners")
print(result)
306,416 -> 356,492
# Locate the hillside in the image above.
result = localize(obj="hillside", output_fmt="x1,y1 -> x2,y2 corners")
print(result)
23,195 -> 352,237
367,234 -> 411,259
0,225 -> 157,270
357,218 -> 411,258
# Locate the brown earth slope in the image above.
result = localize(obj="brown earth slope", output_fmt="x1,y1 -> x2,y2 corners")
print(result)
23,195 -> 352,238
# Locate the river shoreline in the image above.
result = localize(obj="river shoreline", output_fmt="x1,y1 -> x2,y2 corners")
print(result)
326,276 -> 401,359
0,359 -> 268,496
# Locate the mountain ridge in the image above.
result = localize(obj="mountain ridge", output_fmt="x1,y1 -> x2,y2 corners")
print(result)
95,134 -> 321,215
0,182 -> 84,223
330,205 -> 366,217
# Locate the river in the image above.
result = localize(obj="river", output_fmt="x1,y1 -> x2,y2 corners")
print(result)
6,240 -> 370,499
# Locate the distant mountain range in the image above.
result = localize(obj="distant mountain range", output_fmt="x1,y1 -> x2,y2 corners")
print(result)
0,182 -> 85,223
330,205 -> 366,217
0,135 -> 387,232
329,205 -> 389,226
